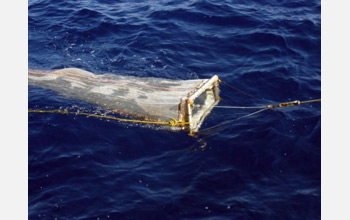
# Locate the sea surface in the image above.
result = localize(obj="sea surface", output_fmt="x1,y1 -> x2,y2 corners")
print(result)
28,0 -> 321,219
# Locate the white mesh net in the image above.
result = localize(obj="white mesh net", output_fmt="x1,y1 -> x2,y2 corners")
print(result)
29,68 -> 220,133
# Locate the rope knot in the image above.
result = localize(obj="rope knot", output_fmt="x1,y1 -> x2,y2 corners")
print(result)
267,100 -> 301,109
168,118 -> 179,126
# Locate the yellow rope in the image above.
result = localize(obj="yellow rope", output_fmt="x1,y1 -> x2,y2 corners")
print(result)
215,99 -> 321,109
299,99 -> 321,105
28,109 -> 190,127
266,99 -> 321,109
28,99 -> 320,127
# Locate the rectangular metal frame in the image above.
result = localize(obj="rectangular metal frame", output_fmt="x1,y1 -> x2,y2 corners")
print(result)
183,75 -> 220,134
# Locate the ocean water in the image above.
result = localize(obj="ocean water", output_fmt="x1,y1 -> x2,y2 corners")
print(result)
28,0 -> 321,219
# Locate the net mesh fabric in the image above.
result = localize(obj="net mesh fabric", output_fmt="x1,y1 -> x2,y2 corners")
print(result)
29,68 -> 208,122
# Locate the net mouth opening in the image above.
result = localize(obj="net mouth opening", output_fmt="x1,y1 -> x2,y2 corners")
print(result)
179,75 -> 220,134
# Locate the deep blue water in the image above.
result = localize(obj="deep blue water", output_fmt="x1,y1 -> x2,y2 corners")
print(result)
28,0 -> 321,219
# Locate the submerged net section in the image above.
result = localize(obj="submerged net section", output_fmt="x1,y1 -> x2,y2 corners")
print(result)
29,68 -> 220,133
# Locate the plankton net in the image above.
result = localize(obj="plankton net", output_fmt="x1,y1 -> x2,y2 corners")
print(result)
29,68 -> 220,133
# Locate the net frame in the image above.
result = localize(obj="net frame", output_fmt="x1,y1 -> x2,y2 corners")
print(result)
179,75 -> 220,134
